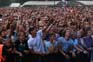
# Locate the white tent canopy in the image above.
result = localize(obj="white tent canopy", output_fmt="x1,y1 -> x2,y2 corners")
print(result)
10,3 -> 20,7
78,1 -> 93,5
21,1 -> 60,7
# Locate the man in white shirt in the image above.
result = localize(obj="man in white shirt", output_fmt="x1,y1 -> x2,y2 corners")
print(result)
27,20 -> 58,62
27,27 -> 45,62
28,27 -> 44,54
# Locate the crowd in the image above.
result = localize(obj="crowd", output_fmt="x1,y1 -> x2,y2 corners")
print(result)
0,6 -> 93,62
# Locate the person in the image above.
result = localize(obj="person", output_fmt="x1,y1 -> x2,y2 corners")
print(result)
62,0 -> 68,7
44,33 -> 58,62
91,28 -> 93,62
3,39 -> 14,62
77,28 -> 89,62
0,32 -> 3,44
0,6 -> 93,62
0,30 -> 7,43
27,20 -> 58,62
58,29 -> 76,62
83,30 -> 93,62
27,27 -> 45,62
14,31 -> 30,62
71,31 -> 88,62
0,39 -> 5,62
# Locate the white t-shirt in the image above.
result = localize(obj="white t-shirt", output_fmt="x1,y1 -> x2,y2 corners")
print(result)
27,30 -> 45,53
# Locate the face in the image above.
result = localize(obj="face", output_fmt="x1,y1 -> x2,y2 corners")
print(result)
31,28 -> 37,37
77,31 -> 81,38
87,30 -> 92,37
65,29 -> 71,37
1,31 -> 6,37
84,21 -> 90,28
39,21 -> 46,30
50,27 -> 55,33
71,32 -> 77,39
50,34 -> 55,42
71,25 -> 76,30
5,39 -> 12,46
7,29 -> 11,36
19,32 -> 25,42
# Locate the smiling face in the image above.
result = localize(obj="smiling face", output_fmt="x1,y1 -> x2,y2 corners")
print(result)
39,20 -> 47,30
18,31 -> 26,42
39,21 -> 44,29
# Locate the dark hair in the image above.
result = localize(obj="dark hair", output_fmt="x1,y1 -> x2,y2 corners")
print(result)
62,29 -> 70,37
5,38 -> 13,46
59,29 -> 63,37
29,27 -> 35,34
0,14 -> 2,18
48,33 -> 55,39
18,31 -> 26,37
70,22 -> 77,26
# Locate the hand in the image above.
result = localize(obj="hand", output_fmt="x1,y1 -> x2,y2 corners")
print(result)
83,51 -> 88,54
48,46 -> 54,52
65,54 -> 70,59
77,51 -> 81,54
8,48 -> 12,52
34,52 -> 42,55
24,50 -> 29,54
72,53 -> 76,58
79,49 -> 83,52
19,53 -> 23,57
41,53 -> 48,56
77,49 -> 83,54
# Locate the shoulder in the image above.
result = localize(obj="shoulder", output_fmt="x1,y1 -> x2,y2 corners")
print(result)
37,30 -> 42,34
69,39 -> 74,43
27,37 -> 33,43
44,40 -> 50,44
28,34 -> 32,39
58,37 -> 64,41
44,40 -> 51,46
37,30 -> 43,37
75,39 -> 78,42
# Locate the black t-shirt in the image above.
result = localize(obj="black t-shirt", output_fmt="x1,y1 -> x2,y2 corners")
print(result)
15,40 -> 29,54
3,45 -> 14,56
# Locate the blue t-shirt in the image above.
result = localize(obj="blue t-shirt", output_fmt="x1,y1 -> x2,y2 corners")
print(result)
58,37 -> 73,52
83,36 -> 93,48
72,39 -> 79,52
44,40 -> 58,53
